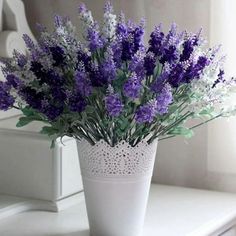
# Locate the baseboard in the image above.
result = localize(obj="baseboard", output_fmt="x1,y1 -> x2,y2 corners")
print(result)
0,191 -> 84,220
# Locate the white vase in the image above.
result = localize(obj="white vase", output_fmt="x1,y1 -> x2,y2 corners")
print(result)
77,139 -> 158,236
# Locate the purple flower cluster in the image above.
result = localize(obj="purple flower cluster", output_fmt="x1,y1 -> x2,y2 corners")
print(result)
212,69 -> 225,88
168,55 -> 210,87
75,71 -> 92,96
100,50 -> 116,82
116,19 -> 144,61
148,25 -> 164,56
146,24 -> 210,87
87,26 -> 104,52
123,73 -> 142,99
149,24 -> 179,64
156,84 -> 173,115
68,93 -> 87,113
105,92 -> 123,117
135,100 -> 157,123
78,4 -> 104,52
151,73 -> 168,93
49,46 -> 66,66
0,0 -> 228,139
129,50 -> 145,78
6,74 -> 21,89
0,82 -> 14,110
144,52 -> 156,76
135,84 -> 172,123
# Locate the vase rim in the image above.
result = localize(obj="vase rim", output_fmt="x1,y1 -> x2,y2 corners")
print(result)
77,138 -> 158,148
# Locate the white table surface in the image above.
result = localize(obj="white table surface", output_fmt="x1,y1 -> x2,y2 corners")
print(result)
0,184 -> 236,236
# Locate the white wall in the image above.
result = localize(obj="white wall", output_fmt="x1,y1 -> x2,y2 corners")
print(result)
22,0 -> 236,192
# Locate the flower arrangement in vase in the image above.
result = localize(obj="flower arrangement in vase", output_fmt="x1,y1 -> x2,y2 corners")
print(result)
0,2 -> 235,236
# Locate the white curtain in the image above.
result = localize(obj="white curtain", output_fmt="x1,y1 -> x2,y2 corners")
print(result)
207,0 -> 236,192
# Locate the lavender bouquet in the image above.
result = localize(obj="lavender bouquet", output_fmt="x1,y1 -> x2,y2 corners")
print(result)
0,2 -> 235,147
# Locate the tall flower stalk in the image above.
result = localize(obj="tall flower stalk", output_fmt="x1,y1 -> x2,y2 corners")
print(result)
0,2 -> 236,147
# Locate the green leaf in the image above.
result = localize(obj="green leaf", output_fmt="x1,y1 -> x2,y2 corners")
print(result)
40,126 -> 59,136
85,105 -> 95,114
198,108 -> 215,119
16,117 -> 35,127
167,105 -> 179,114
168,126 -> 194,138
117,117 -> 129,131
50,139 -> 56,149
21,106 -> 35,117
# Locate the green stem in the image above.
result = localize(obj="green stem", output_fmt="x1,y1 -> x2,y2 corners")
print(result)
159,112 -> 192,136
189,114 -> 222,130
13,105 -> 20,110
148,112 -> 193,144
158,114 -> 223,142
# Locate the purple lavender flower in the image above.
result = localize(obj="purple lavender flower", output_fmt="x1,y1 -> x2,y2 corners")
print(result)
180,39 -> 195,62
156,84 -> 173,115
78,3 -> 88,16
99,48 -> 116,81
144,52 -> 156,76
135,100 -> 157,123
158,24 -> 181,64
165,23 -> 178,41
116,25 -> 127,40
49,46 -> 66,66
111,41 -> 122,66
171,55 -> 209,86
160,45 -> 178,64
100,59 -> 116,82
118,18 -> 144,61
133,21 -> 145,52
180,33 -> 201,62
30,61 -> 45,80
183,56 -> 210,84
103,1 -> 117,40
68,93 -> 87,112
116,12 -> 127,37
78,3 -> 103,52
13,51 -> 27,68
129,50 -> 145,79
46,70 -> 65,86
89,64 -> 107,87
22,34 -> 35,50
43,104 -> 64,121
36,23 -> 47,33
17,54 -> 27,67
168,63 -> 184,87
77,50 -> 92,71
75,71 -> 92,96
0,82 -> 14,111
121,37 -> 134,61
151,72 -> 168,93
20,86 -> 45,111
54,15 -> 64,28
148,24 -> 165,56
212,69 -> 225,88
6,74 -> 21,89
50,87 -> 66,101
104,1 -> 113,13
105,92 -> 123,117
195,56 -> 209,72
123,73 -> 142,99
87,26 -> 104,52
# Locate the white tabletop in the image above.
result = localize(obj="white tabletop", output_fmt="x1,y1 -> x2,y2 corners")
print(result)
0,184 -> 236,236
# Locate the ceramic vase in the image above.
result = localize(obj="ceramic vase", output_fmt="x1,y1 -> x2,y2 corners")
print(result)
77,139 -> 158,236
